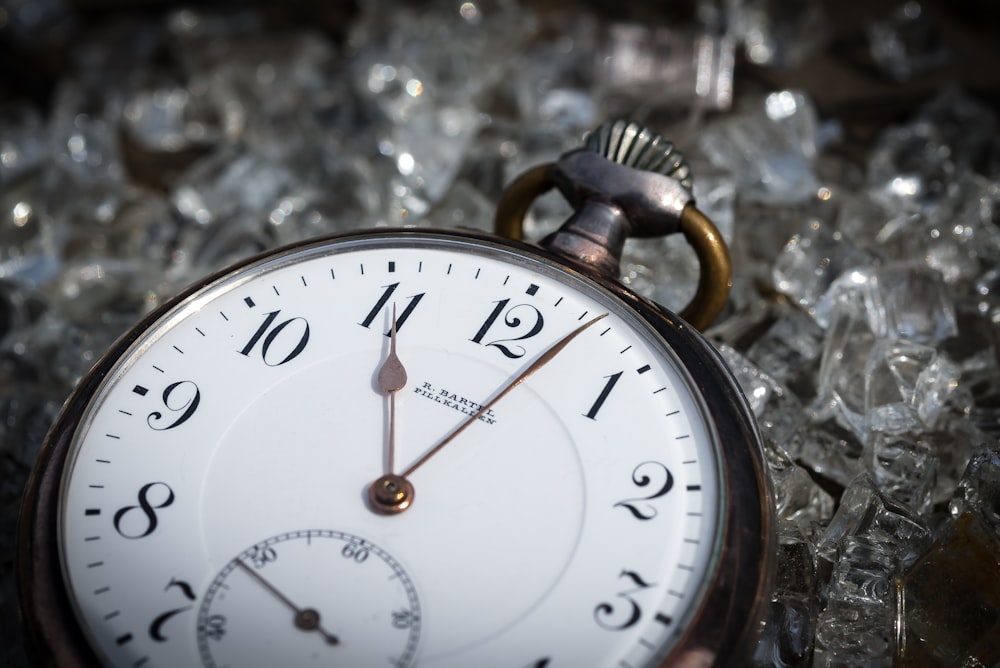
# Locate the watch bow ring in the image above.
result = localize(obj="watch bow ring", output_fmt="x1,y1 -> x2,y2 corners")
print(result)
494,119 -> 733,331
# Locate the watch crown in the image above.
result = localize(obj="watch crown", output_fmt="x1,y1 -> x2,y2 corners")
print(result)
582,119 -> 693,192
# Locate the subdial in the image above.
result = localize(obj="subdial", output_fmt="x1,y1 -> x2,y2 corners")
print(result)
197,530 -> 420,667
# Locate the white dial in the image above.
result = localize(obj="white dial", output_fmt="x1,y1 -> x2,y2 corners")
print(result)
57,231 -> 725,667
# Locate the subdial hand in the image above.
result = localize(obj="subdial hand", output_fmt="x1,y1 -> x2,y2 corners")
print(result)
368,312 -> 608,514
235,560 -> 340,646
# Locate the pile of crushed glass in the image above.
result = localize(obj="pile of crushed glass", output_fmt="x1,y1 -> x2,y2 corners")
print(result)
1,0 -> 997,665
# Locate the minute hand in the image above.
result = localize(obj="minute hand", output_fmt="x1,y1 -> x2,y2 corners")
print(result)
401,312 -> 609,478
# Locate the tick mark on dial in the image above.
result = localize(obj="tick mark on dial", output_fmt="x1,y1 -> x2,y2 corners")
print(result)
84,536 -> 100,542
94,586 -> 110,595
85,508 -> 100,516
637,364 -> 651,374
686,484 -> 701,491
678,564 -> 695,572
475,267 -> 481,279
360,263 -> 365,275
330,268 -> 336,280
132,385 -> 148,396
220,310 -> 229,321
526,283 -> 539,296
578,311 -> 589,320
620,345 -> 632,354
676,434 -> 690,440
195,327 -> 205,336
115,633 -> 132,645
103,610 -> 120,621
152,366 -> 164,374
554,297 -> 563,307
96,459 -> 110,464
272,285 -> 280,296
447,263 -> 453,274
653,387 -> 667,394
666,410 -> 680,416
244,297 -> 255,308
668,589 -> 685,599
301,276 -> 307,286
105,434 -> 120,440
655,613 -> 673,626
87,561 -> 104,568
388,261 -> 396,273
172,345 -> 184,354
503,275 -> 510,285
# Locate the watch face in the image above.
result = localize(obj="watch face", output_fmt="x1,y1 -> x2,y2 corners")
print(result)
55,230 -> 729,667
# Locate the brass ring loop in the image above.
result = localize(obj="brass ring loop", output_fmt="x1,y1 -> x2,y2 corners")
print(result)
677,206 -> 732,331
494,164 -> 732,331
493,162 -> 555,242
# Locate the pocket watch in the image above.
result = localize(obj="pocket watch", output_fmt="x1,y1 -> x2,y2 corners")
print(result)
18,120 -> 774,667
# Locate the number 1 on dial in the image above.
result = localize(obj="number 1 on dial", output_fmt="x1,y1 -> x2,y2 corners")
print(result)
584,371 -> 623,419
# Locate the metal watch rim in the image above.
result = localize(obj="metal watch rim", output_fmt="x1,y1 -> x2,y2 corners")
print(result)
17,226 -> 773,668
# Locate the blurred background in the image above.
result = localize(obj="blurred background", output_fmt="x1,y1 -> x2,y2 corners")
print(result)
2,1 -> 999,666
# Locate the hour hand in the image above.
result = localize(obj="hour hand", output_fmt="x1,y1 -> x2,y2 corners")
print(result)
377,304 -> 407,474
